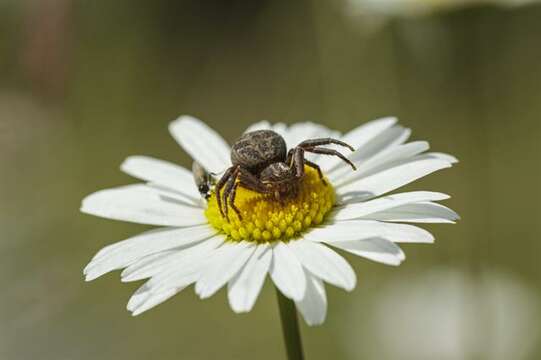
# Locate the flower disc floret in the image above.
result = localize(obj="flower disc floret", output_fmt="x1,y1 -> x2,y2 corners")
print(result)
205,167 -> 335,243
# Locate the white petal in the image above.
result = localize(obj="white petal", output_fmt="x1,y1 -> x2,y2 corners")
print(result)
143,182 -> 202,207
359,125 -> 410,154
81,184 -> 207,226
364,140 -> 429,172
91,225 -> 213,262
330,141 -> 429,185
227,244 -> 272,313
274,122 -> 340,165
429,152 -> 459,164
195,241 -> 256,299
129,285 -> 183,316
295,271 -> 327,326
84,225 -> 216,281
336,157 -> 453,201
132,289 -> 180,316
127,283 -> 152,312
323,117 -> 397,172
121,251 -> 176,282
120,156 -> 199,199
367,202 -> 460,223
327,124 -> 410,176
124,236 -> 223,283
327,238 -> 405,266
305,220 -> 434,243
169,115 -> 231,174
269,242 -> 306,301
270,122 -> 289,140
282,122 -> 338,149
332,191 -> 449,220
288,240 -> 356,291
341,116 -> 398,147
147,270 -> 200,297
244,121 -> 272,133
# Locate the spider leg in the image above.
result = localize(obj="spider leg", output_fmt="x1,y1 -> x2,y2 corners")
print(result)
290,147 -> 305,179
304,159 -> 326,185
298,138 -> 355,152
222,167 -> 239,221
232,175 -> 276,220
286,148 -> 295,166
290,146 -> 326,184
304,147 -> 357,171
227,182 -> 242,220
215,166 -> 237,219
238,168 -> 269,194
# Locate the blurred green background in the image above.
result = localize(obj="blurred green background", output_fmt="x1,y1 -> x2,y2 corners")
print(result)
1,0 -> 541,359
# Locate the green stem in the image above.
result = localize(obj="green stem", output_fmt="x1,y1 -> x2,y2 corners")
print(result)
276,288 -> 304,360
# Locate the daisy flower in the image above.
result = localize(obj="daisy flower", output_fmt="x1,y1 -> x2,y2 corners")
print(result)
82,115 -> 458,326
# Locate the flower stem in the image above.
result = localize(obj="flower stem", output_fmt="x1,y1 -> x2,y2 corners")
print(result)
276,288 -> 304,360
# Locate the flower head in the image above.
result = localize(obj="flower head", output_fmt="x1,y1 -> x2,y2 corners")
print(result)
82,115 -> 458,325
205,166 -> 335,242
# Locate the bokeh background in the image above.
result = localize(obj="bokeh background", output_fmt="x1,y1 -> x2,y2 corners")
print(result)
2,0 -> 541,359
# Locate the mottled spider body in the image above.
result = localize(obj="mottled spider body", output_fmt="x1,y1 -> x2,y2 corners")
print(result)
216,129 -> 357,220
231,130 -> 287,172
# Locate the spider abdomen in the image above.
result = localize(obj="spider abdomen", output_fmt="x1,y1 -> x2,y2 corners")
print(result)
231,130 -> 287,173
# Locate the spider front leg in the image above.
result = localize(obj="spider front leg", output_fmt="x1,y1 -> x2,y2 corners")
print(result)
297,138 -> 355,152
223,168 -> 270,222
287,147 -> 305,179
215,165 -> 237,219
227,182 -> 242,220
288,147 -> 326,185
304,159 -> 326,185
303,146 -> 357,171
222,167 -> 239,221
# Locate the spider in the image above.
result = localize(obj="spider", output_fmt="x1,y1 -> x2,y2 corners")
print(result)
215,129 -> 357,221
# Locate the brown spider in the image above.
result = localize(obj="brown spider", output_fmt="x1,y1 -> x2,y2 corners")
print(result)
215,130 -> 357,221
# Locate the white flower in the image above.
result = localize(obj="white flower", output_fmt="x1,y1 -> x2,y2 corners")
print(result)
82,115 -> 458,326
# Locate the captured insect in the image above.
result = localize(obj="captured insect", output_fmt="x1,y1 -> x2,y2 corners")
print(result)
216,130 -> 357,221
192,161 -> 215,200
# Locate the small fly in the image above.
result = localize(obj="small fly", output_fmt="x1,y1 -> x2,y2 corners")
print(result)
192,161 -> 215,200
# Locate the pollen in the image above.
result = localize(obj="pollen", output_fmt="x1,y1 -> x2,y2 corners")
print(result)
205,167 -> 335,243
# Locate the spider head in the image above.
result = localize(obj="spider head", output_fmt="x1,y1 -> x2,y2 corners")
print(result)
260,162 -> 301,199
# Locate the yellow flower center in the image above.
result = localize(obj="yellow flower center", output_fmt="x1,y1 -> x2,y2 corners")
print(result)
205,167 -> 335,243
